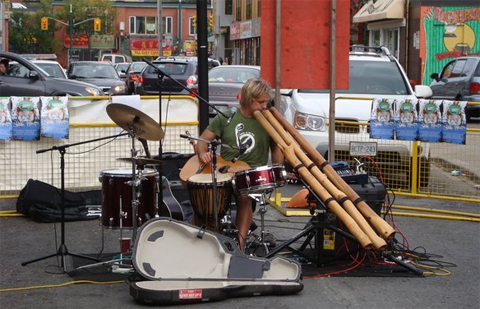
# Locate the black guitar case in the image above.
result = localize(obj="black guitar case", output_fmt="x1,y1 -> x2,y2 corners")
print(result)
130,218 -> 303,305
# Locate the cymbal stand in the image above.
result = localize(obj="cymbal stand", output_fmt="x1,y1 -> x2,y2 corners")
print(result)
127,129 -> 143,249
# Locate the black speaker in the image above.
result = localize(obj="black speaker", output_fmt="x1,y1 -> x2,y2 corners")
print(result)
317,176 -> 387,258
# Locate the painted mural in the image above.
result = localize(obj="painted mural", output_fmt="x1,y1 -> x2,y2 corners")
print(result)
421,6 -> 480,85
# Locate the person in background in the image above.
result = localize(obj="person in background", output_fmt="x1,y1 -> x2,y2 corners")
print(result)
195,79 -> 284,251
0,59 -> 9,75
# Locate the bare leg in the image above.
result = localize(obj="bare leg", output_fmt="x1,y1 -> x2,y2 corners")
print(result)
235,194 -> 253,252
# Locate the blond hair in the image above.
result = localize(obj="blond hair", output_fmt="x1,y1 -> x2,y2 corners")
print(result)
239,78 -> 273,108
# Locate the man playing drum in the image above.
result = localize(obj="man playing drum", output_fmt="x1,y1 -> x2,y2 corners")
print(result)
195,79 -> 284,251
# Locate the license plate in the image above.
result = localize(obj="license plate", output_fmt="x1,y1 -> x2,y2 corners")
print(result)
349,141 -> 377,156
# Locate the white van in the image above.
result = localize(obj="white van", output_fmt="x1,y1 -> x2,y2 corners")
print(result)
101,54 -> 132,64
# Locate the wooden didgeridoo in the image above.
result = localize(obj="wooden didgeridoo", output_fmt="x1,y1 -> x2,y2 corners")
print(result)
269,107 -> 396,240
253,111 -> 373,249
262,110 -> 387,250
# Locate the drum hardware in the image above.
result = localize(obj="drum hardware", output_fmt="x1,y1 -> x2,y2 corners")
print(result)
24,132 -> 130,272
106,103 -> 164,252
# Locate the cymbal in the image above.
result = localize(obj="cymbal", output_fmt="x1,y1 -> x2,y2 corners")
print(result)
117,157 -> 163,166
106,103 -> 164,141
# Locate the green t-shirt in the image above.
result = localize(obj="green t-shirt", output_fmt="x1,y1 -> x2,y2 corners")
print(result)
448,103 -> 462,116
207,109 -> 272,167
424,102 -> 437,114
378,100 -> 390,113
400,101 -> 414,113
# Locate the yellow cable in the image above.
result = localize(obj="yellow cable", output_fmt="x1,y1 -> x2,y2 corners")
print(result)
391,205 -> 480,218
0,280 -> 125,293
383,211 -> 480,222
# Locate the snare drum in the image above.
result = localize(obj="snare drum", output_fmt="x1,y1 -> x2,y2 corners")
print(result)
187,173 -> 232,231
99,168 -> 157,228
233,166 -> 276,195
272,164 -> 287,188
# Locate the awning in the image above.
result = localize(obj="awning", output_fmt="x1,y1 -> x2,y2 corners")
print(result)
353,0 -> 405,24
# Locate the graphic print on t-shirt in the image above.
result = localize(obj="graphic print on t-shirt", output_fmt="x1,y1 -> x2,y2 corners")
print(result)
235,123 -> 255,154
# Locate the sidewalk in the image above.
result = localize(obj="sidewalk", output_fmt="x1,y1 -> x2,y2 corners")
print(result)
0,184 -> 479,309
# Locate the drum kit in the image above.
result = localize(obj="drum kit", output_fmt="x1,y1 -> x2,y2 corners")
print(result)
101,103 -> 164,252
98,103 -> 287,255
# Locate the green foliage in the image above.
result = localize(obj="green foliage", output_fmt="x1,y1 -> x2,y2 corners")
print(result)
7,0 -> 117,54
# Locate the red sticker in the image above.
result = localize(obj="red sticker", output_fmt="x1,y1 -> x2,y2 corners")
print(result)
179,289 -> 202,299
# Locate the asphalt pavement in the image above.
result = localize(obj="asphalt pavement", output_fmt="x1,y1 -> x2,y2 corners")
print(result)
0,182 -> 479,309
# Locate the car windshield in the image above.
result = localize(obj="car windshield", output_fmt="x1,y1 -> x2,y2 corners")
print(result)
36,63 -> 66,79
73,64 -> 118,79
208,67 -> 260,83
150,62 -> 188,75
299,60 -> 409,95
130,62 -> 147,72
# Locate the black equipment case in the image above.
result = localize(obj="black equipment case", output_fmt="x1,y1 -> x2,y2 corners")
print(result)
129,218 -> 303,305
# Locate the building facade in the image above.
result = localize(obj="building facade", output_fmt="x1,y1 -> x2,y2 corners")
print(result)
353,0 -> 480,85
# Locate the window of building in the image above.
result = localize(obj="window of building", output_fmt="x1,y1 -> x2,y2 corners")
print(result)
129,16 -> 172,35
189,17 -> 196,36
246,0 -> 252,20
225,0 -> 233,15
235,0 -> 241,21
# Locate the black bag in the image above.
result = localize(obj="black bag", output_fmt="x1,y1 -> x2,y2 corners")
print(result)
16,179 -> 95,223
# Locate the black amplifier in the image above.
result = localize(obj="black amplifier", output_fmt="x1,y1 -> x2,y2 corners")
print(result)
317,176 -> 387,257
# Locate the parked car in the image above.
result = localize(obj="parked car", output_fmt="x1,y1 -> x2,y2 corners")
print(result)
135,58 -> 198,95
193,65 -> 260,116
114,62 -> 130,79
136,57 -> 221,95
279,45 -> 433,189
125,61 -> 147,94
429,56 -> 480,122
30,60 -> 68,79
101,53 -> 132,64
67,61 -> 127,95
0,51 -> 103,97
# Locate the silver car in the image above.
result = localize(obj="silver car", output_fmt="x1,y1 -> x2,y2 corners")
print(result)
203,65 -> 260,116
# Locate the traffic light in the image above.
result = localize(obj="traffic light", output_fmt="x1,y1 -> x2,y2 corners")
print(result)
94,18 -> 101,32
208,15 -> 214,28
192,16 -> 196,27
41,17 -> 48,31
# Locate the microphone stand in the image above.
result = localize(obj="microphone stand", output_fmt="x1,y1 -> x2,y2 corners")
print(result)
180,134 -> 234,232
22,132 -> 130,272
142,59 -> 165,214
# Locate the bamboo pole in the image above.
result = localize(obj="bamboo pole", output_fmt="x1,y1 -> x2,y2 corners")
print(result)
253,110 -> 373,249
269,107 -> 396,239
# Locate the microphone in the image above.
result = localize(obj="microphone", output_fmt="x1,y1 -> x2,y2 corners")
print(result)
225,107 -> 237,126
231,146 -> 247,163
138,138 -> 151,158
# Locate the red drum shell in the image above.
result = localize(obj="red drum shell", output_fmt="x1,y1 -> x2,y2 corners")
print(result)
233,166 -> 276,195
100,169 -> 157,228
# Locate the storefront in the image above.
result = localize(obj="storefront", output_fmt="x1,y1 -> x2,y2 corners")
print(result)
230,18 -> 261,65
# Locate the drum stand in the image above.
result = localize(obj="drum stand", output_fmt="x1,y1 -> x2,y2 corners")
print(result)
245,190 -> 275,256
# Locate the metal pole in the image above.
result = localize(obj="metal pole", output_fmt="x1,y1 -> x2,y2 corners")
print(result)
274,0 -> 281,109
69,4 -> 73,66
177,0 -> 182,55
158,0 -> 163,58
328,0 -> 336,163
